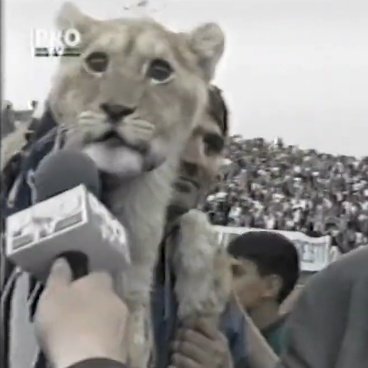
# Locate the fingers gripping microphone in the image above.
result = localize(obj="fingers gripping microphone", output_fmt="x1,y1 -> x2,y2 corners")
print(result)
6,150 -> 130,283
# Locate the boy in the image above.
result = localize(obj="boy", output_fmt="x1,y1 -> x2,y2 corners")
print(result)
228,231 -> 300,355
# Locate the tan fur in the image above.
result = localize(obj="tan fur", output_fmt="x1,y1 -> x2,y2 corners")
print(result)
174,210 -> 232,326
44,3 -> 226,367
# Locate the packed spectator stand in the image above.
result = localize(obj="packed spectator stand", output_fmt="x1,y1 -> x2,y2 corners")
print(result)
204,135 -> 368,254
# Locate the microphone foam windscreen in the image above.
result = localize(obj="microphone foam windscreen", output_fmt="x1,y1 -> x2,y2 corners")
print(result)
34,150 -> 101,202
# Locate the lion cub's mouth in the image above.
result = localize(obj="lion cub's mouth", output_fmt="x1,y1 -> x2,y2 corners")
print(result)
93,130 -> 147,154
95,131 -> 125,147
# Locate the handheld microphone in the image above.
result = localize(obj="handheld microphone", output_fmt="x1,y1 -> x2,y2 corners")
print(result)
5,150 -> 130,282
34,149 -> 102,202
34,150 -> 101,279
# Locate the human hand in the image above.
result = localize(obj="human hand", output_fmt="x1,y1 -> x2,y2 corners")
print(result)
170,319 -> 233,368
34,258 -> 129,368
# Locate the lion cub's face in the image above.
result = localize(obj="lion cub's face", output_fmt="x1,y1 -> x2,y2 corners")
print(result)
49,3 -> 224,178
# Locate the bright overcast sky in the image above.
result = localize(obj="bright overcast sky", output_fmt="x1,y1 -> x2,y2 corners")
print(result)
4,0 -> 368,157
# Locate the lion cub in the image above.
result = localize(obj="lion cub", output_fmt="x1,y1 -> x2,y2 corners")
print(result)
36,3 -> 225,367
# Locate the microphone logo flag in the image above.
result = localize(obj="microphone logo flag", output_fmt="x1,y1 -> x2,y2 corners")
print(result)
6,185 -> 130,281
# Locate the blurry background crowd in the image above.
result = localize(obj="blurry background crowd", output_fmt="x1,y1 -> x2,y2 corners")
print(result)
204,136 -> 368,254
2,101 -> 368,255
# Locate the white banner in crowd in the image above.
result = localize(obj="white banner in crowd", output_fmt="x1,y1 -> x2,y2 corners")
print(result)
214,226 -> 331,272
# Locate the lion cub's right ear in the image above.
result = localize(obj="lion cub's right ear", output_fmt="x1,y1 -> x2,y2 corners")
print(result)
56,2 -> 99,45
188,23 -> 225,82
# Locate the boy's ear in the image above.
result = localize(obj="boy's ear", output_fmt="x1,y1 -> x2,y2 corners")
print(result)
262,274 -> 283,301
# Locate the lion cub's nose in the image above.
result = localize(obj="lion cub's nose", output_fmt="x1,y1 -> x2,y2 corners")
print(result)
100,103 -> 135,123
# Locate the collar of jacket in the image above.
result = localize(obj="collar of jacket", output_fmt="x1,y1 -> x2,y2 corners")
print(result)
27,105 -> 58,146
4,107 -> 64,216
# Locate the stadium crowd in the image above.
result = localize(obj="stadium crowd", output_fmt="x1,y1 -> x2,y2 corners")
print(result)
204,136 -> 368,254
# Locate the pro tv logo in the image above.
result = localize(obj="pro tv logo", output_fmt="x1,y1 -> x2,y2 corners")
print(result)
31,28 -> 81,57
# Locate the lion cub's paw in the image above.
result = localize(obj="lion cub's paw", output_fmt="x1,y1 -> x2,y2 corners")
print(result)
180,209 -> 212,234
177,209 -> 218,271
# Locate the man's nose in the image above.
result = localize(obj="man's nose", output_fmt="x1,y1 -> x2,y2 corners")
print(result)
181,137 -> 204,175
100,103 -> 135,123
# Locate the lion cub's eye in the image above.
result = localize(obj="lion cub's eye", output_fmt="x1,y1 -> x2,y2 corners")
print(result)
147,59 -> 173,83
85,52 -> 109,73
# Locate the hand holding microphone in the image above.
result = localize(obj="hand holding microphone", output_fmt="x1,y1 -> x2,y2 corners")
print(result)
35,258 -> 129,368
15,151 -> 132,368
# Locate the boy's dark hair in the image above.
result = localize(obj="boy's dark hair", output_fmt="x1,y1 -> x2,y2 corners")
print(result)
208,85 -> 229,137
228,231 -> 300,304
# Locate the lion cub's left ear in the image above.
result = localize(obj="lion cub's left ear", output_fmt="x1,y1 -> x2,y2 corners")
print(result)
188,23 -> 225,82
55,2 -> 100,50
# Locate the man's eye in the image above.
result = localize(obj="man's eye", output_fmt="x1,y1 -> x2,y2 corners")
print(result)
147,59 -> 174,83
204,134 -> 225,155
85,52 -> 109,73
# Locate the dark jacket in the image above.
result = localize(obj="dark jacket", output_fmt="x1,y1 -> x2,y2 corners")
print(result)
1,110 -> 249,368
279,247 -> 368,368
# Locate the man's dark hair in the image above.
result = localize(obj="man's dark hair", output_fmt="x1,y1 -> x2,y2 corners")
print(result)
228,231 -> 300,304
208,85 -> 229,137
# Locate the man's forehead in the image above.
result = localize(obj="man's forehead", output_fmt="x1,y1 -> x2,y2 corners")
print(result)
195,112 -> 223,136
229,255 -> 256,269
